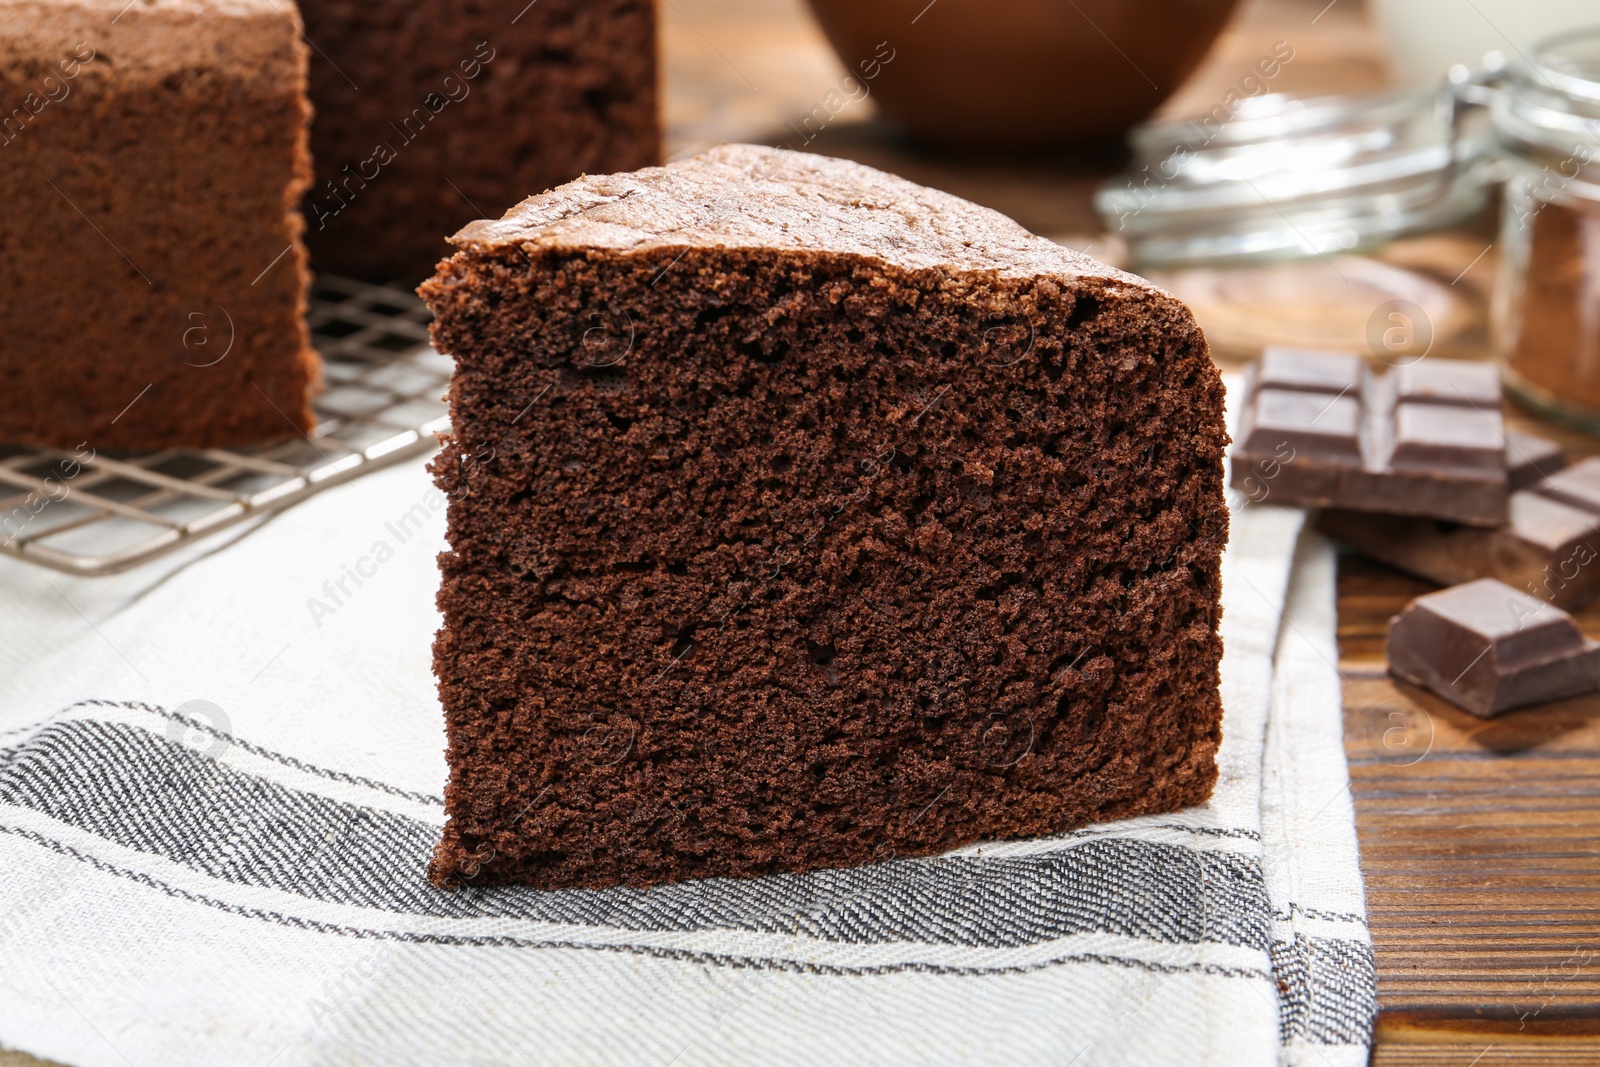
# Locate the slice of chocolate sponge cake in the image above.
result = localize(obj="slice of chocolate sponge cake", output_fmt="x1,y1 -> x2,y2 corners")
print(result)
297,0 -> 658,283
0,0 -> 318,450
421,144 -> 1228,890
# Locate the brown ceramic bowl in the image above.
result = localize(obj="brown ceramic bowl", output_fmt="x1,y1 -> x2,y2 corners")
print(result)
804,0 -> 1241,150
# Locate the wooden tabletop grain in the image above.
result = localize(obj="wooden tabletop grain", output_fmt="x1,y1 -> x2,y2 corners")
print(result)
1338,393 -> 1600,1066
7,4 -> 1597,1066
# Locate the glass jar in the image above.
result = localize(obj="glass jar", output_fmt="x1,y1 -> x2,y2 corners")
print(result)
1492,27 -> 1600,429
1093,67 -> 1506,356
1095,69 -> 1499,269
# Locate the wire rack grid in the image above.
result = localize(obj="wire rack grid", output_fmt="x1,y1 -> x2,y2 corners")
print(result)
0,276 -> 451,577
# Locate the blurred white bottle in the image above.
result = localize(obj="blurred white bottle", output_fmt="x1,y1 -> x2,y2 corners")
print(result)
1369,0 -> 1597,85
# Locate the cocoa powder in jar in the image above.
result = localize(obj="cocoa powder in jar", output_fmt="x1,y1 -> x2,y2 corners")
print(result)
1504,199 -> 1600,411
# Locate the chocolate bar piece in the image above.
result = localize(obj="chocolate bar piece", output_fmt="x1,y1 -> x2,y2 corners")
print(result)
1232,348 -> 1509,526
1317,444 -> 1600,612
1387,578 -> 1600,716
1508,430 -> 1567,490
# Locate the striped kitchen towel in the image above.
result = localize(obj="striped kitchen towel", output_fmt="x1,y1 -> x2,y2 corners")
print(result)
0,448 -> 1375,1067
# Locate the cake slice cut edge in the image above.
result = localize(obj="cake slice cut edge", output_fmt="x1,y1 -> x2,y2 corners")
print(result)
0,0 -> 321,450
421,144 -> 1229,891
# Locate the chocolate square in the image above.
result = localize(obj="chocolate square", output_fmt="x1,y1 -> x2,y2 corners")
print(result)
1389,403 -> 1505,473
1256,347 -> 1365,395
1243,389 -> 1361,462
1506,430 -> 1568,491
1230,350 -> 1510,525
1387,578 -> 1600,716
1395,360 -> 1500,406
1534,459 -> 1600,514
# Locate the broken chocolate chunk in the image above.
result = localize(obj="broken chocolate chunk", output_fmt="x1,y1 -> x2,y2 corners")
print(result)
1386,578 -> 1600,717
1317,443 -> 1600,611
1507,430 -> 1567,491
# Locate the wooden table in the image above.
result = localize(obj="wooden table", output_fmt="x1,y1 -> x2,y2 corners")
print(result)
6,5 -> 1593,1067
664,1 -> 1600,1063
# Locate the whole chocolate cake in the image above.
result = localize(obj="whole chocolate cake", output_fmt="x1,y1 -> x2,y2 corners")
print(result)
421,144 -> 1228,890
0,0 -> 319,450
298,0 -> 659,282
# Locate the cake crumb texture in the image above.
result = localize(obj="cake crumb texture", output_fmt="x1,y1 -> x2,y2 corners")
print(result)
299,0 -> 659,282
0,0 -> 318,449
423,145 -> 1228,890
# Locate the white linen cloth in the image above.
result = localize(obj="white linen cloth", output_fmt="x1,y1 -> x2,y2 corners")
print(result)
0,440 -> 1375,1067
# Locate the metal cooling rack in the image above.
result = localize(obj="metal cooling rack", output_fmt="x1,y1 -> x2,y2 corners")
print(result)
0,276 -> 451,577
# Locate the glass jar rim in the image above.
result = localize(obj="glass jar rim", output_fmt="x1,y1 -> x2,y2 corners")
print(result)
1492,24 -> 1600,166
1128,87 -> 1437,155
1532,25 -> 1600,107
1097,81 -> 1492,267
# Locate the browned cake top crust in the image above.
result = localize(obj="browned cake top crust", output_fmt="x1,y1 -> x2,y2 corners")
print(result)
452,143 -> 1152,288
2,0 -> 304,84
